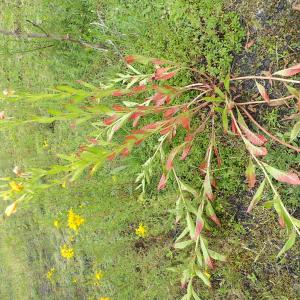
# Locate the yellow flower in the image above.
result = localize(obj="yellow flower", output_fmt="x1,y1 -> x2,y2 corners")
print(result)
72,277 -> 77,284
95,271 -> 104,281
5,202 -> 17,217
60,244 -> 74,259
9,181 -> 23,192
135,223 -> 147,238
47,268 -> 56,280
43,140 -> 49,149
53,220 -> 60,228
68,209 -> 85,232
204,270 -> 211,279
99,297 -> 110,300
61,181 -> 67,188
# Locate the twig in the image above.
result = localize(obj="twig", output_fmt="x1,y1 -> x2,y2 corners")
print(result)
230,75 -> 300,85
0,28 -> 109,52
239,106 -> 300,153
235,95 -> 294,106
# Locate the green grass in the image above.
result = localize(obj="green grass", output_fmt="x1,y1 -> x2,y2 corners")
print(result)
0,0 -> 299,299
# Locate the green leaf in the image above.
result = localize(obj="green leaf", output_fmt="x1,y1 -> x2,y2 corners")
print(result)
192,289 -> 202,300
174,240 -> 193,249
180,181 -> 198,198
208,250 -> 226,262
186,212 -> 195,239
247,179 -> 266,213
290,120 -> 300,142
175,227 -> 189,243
285,84 -> 300,99
223,73 -> 230,93
195,269 -> 211,288
277,230 -> 296,258
222,107 -> 228,133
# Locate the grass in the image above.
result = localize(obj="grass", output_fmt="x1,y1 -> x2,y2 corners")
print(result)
0,0 -> 299,299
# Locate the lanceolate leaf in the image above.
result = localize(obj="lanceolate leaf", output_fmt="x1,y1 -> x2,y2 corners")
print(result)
186,212 -> 196,239
208,250 -> 226,262
277,230 -> 296,258
247,179 -> 266,213
263,163 -> 300,185
206,202 -> 220,226
273,63 -> 300,77
194,218 -> 204,240
290,120 -> 300,141
200,237 -> 213,269
158,173 -> 167,190
174,240 -> 193,249
245,159 -> 256,189
245,140 -> 268,157
222,107 -> 229,134
203,173 -> 214,201
255,81 -> 270,103
195,269 -> 211,287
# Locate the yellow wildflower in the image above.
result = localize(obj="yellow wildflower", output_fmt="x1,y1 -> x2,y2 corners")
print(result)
47,268 -> 56,280
68,209 -> 85,232
95,271 -> 104,281
43,140 -> 49,149
5,202 -> 17,217
61,181 -> 67,188
204,270 -> 211,279
60,244 -> 74,259
72,277 -> 77,284
53,220 -> 60,228
9,181 -> 23,192
99,297 -> 110,300
135,223 -> 147,238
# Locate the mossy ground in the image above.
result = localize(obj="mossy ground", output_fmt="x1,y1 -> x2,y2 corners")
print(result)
0,0 -> 299,299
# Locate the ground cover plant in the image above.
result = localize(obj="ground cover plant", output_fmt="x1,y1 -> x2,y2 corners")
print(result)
0,0 -> 299,299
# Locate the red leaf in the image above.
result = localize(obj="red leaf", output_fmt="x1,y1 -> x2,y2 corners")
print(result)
132,85 -> 147,92
160,126 -> 173,135
274,63 -> 300,77
134,139 -> 144,145
199,162 -> 208,175
185,134 -> 193,142
264,164 -> 300,185
231,120 -> 239,135
88,138 -> 98,145
213,146 -> 222,167
125,135 -> 137,141
107,152 -> 116,161
164,106 -> 179,118
121,147 -> 130,157
278,216 -> 285,228
158,174 -> 167,191
112,90 -> 123,97
125,55 -> 136,64
152,92 -> 166,106
103,115 -> 118,125
179,116 -> 190,130
112,105 -> 125,111
209,214 -> 221,226
132,116 -> 141,127
246,142 -> 268,157
205,257 -> 214,269
160,71 -> 177,80
180,144 -> 192,160
277,172 -> 300,185
241,126 -> 267,146
194,219 -> 204,240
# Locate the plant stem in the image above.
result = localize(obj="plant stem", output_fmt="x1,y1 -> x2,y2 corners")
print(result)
235,95 -> 294,106
239,106 -> 300,153
0,29 -> 108,52
230,75 -> 300,85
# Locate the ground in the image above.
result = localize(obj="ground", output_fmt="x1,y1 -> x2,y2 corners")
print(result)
0,1 -> 299,299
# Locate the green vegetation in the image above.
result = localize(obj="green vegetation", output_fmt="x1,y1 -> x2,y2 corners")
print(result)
0,0 -> 299,300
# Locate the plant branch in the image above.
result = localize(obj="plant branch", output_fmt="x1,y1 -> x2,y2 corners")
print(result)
239,106 -> 300,153
235,95 -> 294,106
230,75 -> 300,85
0,28 -> 109,52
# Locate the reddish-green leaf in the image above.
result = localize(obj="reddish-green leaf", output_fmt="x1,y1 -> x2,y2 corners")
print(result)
290,120 -> 300,141
158,174 -> 167,190
255,81 -> 270,103
245,159 -> 256,189
264,163 -> 300,185
273,63 -> 300,77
